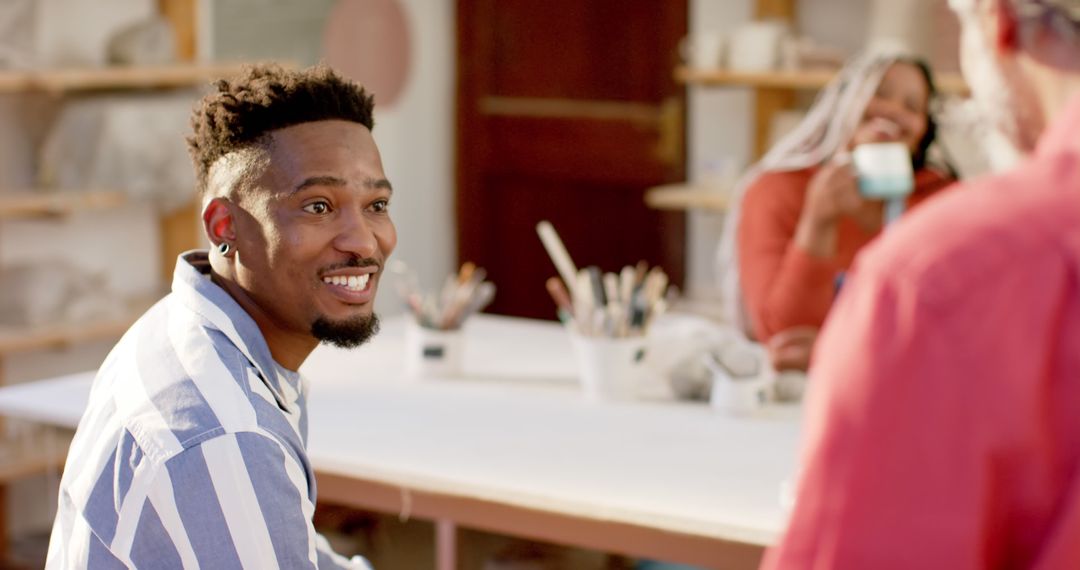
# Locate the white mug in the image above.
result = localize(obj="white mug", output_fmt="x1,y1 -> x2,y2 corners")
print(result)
679,32 -> 725,70
852,142 -> 914,200
728,20 -> 789,72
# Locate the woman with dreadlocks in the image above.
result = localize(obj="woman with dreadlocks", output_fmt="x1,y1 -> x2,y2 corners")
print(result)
722,50 -> 957,370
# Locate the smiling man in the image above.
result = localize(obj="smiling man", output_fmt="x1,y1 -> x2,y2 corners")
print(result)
46,65 -> 392,569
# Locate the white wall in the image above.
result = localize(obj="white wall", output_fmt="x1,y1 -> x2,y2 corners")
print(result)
366,0 -> 455,316
797,0 -> 870,57
684,0 -> 754,301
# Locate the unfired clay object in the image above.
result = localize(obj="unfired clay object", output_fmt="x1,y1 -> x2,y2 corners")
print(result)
38,93 -> 198,213
0,261 -> 125,327
107,15 -> 177,66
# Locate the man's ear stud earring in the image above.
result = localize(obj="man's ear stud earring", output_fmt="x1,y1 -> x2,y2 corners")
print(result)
218,242 -> 232,256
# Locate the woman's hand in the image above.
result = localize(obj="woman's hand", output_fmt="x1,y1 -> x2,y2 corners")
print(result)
767,326 -> 819,372
795,155 -> 879,257
802,155 -> 863,229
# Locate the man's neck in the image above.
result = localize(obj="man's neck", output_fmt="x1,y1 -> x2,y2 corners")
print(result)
209,270 -> 316,372
1028,62 -> 1080,152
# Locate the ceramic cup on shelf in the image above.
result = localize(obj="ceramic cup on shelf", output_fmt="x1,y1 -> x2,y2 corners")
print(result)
728,20 -> 790,72
679,32 -> 725,70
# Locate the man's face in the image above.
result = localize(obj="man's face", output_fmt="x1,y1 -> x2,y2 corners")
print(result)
952,0 -> 1042,151
231,119 -> 397,349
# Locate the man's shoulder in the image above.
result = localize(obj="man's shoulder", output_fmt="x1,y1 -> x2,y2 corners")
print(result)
95,299 -> 286,463
858,156 -> 1080,302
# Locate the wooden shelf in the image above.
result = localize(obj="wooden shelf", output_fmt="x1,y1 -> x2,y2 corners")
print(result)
0,307 -> 151,356
675,66 -> 970,96
0,190 -> 127,219
645,183 -> 729,212
0,62 -> 250,94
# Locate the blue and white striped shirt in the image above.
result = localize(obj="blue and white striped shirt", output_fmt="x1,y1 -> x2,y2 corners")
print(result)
47,251 -> 371,569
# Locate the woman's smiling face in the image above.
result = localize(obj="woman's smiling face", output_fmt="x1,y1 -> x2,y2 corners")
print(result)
851,61 -> 931,154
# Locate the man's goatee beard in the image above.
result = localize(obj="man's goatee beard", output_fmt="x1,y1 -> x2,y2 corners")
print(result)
311,314 -> 380,348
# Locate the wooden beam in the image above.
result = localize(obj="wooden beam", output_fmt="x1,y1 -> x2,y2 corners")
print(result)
674,67 -> 971,96
0,191 -> 126,219
157,0 -> 202,285
158,0 -> 198,61
0,313 -> 141,356
0,63 -> 249,94
754,0 -> 795,20
317,472 -> 765,570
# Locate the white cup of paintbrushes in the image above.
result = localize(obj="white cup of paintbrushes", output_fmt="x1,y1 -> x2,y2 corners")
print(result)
404,320 -> 466,378
394,261 -> 495,378
569,330 -> 649,402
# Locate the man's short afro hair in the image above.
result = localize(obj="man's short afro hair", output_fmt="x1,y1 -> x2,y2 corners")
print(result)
187,63 -> 375,195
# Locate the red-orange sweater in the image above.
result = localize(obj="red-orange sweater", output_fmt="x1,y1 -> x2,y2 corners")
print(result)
737,166 -> 954,342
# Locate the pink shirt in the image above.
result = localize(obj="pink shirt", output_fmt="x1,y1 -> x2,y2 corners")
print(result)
762,95 -> 1080,569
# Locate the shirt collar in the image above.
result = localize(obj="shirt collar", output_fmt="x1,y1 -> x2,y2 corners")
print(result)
171,250 -> 301,405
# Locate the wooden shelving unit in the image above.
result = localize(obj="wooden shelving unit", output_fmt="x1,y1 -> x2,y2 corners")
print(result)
0,1 -> 209,555
0,190 -> 127,219
0,62 -> 249,94
0,188 -> 152,358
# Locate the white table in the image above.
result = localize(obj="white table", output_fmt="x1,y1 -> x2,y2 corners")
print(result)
0,315 -> 801,569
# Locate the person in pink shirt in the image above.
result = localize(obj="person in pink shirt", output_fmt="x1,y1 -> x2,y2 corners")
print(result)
763,0 -> 1080,568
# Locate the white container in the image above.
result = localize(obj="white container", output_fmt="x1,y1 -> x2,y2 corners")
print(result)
852,142 -> 915,200
774,370 -> 807,403
679,32 -> 725,70
404,320 -> 465,378
728,20 -> 789,72
705,342 -> 774,414
569,332 -> 648,402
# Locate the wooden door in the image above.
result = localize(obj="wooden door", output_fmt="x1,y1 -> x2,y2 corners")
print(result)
457,0 -> 688,320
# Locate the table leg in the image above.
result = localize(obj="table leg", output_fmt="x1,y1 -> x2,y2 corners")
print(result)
0,356 -> 7,561
435,518 -> 458,570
